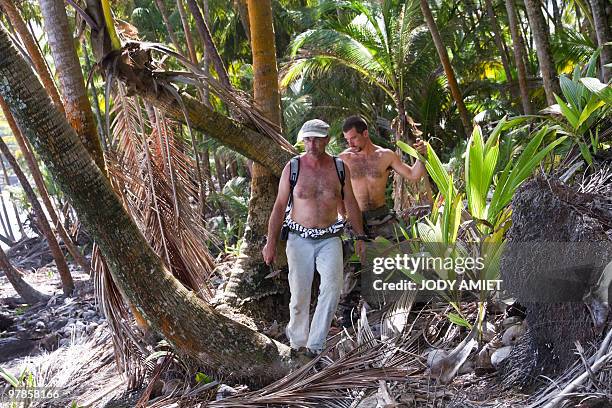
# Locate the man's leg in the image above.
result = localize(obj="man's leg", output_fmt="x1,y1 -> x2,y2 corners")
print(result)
286,233 -> 315,349
307,237 -> 343,352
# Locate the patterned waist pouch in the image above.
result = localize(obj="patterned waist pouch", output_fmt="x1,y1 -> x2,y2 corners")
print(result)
283,217 -> 345,240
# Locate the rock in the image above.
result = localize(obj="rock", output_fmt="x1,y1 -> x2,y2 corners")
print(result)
426,349 -> 449,370
40,333 -> 60,351
215,384 -> 239,400
0,336 -> 36,363
83,310 -> 96,320
35,321 -> 46,330
50,317 -> 68,331
86,323 -> 98,334
502,322 -> 526,346
458,359 -> 474,374
355,394 -> 379,408
502,316 -> 522,329
491,346 -> 512,369
59,338 -> 70,348
0,314 -> 14,331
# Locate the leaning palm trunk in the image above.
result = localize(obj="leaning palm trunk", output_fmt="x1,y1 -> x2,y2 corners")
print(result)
0,135 -> 74,296
82,0 -> 294,178
524,0 -> 561,106
0,24 -> 296,385
0,246 -> 49,304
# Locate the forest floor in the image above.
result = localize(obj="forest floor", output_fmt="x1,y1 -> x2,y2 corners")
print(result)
0,236 -> 610,407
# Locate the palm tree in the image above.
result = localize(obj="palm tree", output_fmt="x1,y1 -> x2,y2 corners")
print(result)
505,0 -> 534,114
223,0 -> 285,307
38,0 -> 106,171
588,0 -> 611,82
285,0 -> 438,136
523,0 -> 561,105
0,23 -> 298,385
419,0 -> 472,137
284,0 -> 446,207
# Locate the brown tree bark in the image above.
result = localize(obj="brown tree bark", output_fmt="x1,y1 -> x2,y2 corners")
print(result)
153,0 -> 185,56
0,133 -> 74,296
0,96 -> 90,273
177,0 -> 198,63
224,0 -> 285,306
185,0 -> 232,87
0,0 -> 64,112
419,0 -> 472,137
589,0 -> 611,83
0,246 -> 49,304
505,0 -> 534,114
485,0 -> 515,99
0,22 -> 295,386
524,0 -> 561,105
38,0 -> 106,171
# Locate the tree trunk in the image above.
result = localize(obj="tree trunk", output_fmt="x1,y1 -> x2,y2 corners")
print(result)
551,0 -> 562,30
153,0 -> 185,56
224,0 -> 286,308
0,134 -> 74,296
0,246 -> 49,304
0,22 -> 295,386
81,0 -> 294,175
0,0 -> 64,112
485,0 -> 515,100
234,0 -> 251,42
524,0 -> 561,106
0,182 -> 13,241
589,0 -> 611,83
38,0 -> 106,171
505,0 -> 534,114
0,96 -> 91,273
419,0 -> 472,137
81,39 -> 108,151
177,0 -> 198,63
185,0 -> 232,87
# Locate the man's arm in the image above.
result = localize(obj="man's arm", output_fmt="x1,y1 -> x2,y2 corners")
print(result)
342,165 -> 364,235
262,163 -> 291,265
342,166 -> 367,261
389,139 -> 428,181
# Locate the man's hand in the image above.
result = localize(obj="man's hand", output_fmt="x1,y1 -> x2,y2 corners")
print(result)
414,138 -> 427,156
262,242 -> 276,265
355,240 -> 366,264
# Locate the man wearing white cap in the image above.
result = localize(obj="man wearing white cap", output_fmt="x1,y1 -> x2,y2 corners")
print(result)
263,119 -> 366,356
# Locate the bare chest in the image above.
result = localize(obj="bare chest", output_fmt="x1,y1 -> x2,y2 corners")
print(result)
294,167 -> 341,200
347,154 -> 390,179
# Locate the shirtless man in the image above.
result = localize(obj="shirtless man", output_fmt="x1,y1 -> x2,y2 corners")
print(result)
263,119 -> 366,355
337,116 -> 427,325
339,115 -> 428,239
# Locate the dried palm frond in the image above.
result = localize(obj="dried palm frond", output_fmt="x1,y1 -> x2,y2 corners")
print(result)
93,246 -> 148,387
92,81 -> 217,382
524,325 -> 612,408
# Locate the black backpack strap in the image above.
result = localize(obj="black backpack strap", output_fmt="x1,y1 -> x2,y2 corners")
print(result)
287,156 -> 300,211
333,156 -> 345,200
